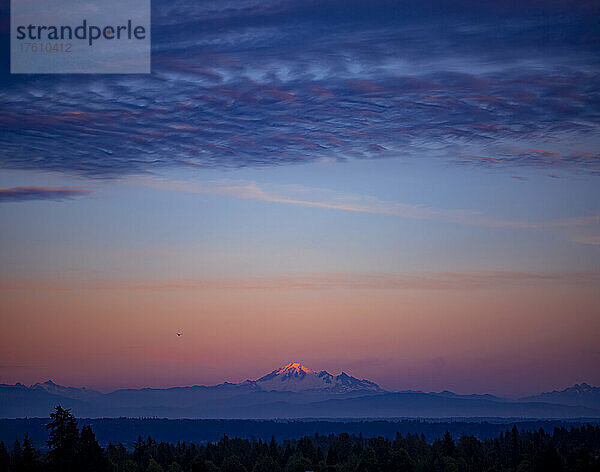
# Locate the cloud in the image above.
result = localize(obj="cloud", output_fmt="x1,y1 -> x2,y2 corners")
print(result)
135,271 -> 600,291
0,1 -> 599,177
132,177 -> 600,232
457,149 -> 600,174
3,270 -> 598,292
570,234 -> 600,246
0,186 -> 91,202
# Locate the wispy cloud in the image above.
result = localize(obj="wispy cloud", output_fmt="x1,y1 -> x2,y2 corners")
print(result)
132,177 -> 600,233
134,271 -> 600,291
2,270 -> 598,292
0,186 -> 90,202
570,234 -> 600,246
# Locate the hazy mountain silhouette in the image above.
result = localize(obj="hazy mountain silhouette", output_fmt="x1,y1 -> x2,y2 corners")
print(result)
2,363 -> 599,419
30,380 -> 103,401
521,383 -> 600,410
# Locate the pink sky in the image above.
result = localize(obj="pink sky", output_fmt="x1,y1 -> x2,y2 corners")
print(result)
2,271 -> 598,396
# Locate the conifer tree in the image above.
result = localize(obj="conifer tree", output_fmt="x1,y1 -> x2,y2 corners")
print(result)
80,425 -> 111,472
17,433 -> 39,472
46,406 -> 80,472
0,442 -> 9,472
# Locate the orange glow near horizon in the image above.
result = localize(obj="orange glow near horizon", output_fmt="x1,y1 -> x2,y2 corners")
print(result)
1,273 -> 599,397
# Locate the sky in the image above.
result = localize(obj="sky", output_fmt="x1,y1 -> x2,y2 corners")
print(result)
0,0 -> 599,397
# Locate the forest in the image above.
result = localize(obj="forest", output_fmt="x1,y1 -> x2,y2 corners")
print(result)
1,406 -> 599,472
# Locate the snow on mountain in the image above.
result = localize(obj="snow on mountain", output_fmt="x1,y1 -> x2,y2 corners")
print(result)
30,380 -> 102,400
2,374 -> 600,419
562,383 -> 598,395
521,383 -> 600,410
254,362 -> 385,393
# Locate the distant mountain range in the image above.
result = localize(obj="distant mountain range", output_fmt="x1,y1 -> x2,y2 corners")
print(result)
521,383 -> 600,410
1,362 -> 599,419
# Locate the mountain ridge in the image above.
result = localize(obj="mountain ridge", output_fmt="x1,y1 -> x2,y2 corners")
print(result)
522,382 -> 600,410
2,364 -> 599,419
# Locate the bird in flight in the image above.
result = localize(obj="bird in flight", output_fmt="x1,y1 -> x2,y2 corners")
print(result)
177,332 -> 183,337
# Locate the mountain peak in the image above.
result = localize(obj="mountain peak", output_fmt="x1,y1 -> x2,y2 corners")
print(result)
31,380 -> 58,389
275,362 -> 314,375
255,362 -> 385,394
566,382 -> 596,394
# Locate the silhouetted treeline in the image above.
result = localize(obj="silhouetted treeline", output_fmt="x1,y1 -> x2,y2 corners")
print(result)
4,417 -> 595,447
1,407 -> 600,472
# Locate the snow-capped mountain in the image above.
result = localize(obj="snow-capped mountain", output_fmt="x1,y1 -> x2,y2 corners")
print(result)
522,383 -> 600,410
30,380 -> 102,400
562,383 -> 598,395
254,362 -> 385,393
2,375 -> 600,419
